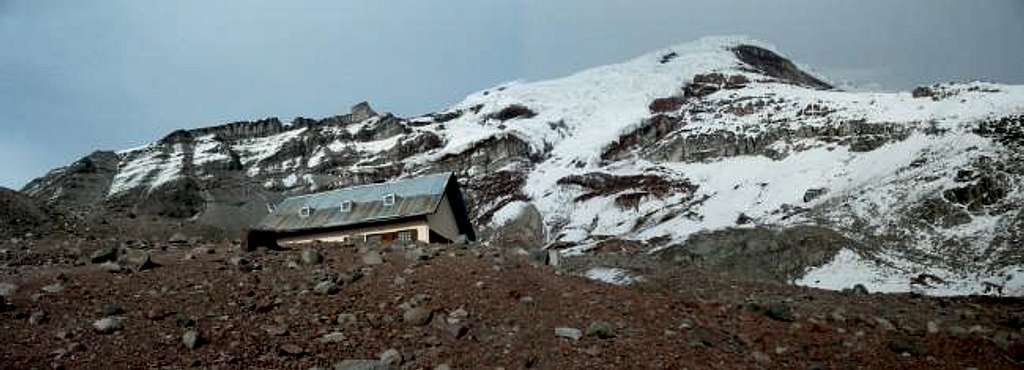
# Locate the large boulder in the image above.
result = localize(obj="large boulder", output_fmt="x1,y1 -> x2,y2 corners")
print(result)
489,201 -> 545,249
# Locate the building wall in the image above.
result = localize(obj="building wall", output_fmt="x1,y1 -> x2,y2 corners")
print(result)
276,219 -> 430,245
426,194 -> 460,242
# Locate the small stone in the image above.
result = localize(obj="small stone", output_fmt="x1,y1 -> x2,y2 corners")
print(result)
362,251 -> 384,265
337,313 -> 357,326
319,332 -> 346,343
519,296 -> 534,305
334,359 -> 390,370
41,282 -> 65,294
169,232 -> 189,244
29,311 -> 48,325
101,304 -> 125,316
314,281 -> 339,295
434,364 -> 453,370
752,351 -> 771,364
182,330 -> 204,349
874,317 -> 897,331
585,321 -> 615,339
263,324 -> 289,336
175,313 -> 196,328
0,282 -> 17,297
764,302 -> 794,322
449,308 -> 468,320
555,327 -> 583,341
927,321 -> 940,334
98,262 -> 122,273
92,317 -> 124,334
301,249 -> 323,265
379,348 -> 403,366
403,307 -> 433,326
279,344 -> 306,356
888,336 -> 926,356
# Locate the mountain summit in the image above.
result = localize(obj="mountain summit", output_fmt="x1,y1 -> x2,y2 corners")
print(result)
23,36 -> 1024,295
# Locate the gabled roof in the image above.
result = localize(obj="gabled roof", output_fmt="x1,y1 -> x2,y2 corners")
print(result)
256,172 -> 474,239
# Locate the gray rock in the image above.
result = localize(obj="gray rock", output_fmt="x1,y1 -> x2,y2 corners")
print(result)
337,313 -> 357,326
334,359 -> 391,370
301,248 -> 323,265
491,202 -> 546,248
378,348 -> 403,367
120,249 -> 153,272
403,307 -> 433,326
169,232 -> 189,244
0,282 -> 17,297
101,304 -> 124,316
98,261 -> 122,273
362,251 -> 383,265
874,317 -> 897,332
182,330 -> 204,349
434,365 -> 453,370
927,321 -> 940,334
93,316 -> 124,333
319,332 -> 346,343
314,281 -> 339,295
585,321 -> 615,339
90,246 -> 118,264
41,282 -> 65,294
29,311 -> 48,325
555,327 -> 583,341
803,188 -> 829,203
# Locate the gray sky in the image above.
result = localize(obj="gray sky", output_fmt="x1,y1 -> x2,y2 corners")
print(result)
2,1 -> 1023,189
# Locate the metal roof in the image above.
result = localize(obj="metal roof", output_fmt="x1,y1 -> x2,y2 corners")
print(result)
257,172 -> 454,232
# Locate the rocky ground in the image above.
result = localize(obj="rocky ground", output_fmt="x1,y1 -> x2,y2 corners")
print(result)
2,236 -> 1024,369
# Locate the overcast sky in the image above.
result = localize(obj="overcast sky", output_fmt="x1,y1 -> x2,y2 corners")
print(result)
2,0 -> 1023,189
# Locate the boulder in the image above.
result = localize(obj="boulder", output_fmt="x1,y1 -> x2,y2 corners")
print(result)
119,249 -> 154,272
93,317 -> 124,334
378,348 -> 403,367
586,321 -> 615,339
403,307 -> 433,326
314,281 -> 339,295
182,330 -> 204,349
90,246 -> 118,264
168,232 -> 189,244
490,202 -> 545,249
301,248 -> 323,265
555,327 -> 583,341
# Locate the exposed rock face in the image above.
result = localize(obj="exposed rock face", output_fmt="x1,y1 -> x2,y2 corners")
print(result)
0,187 -> 54,238
659,226 -> 852,282
732,44 -> 832,89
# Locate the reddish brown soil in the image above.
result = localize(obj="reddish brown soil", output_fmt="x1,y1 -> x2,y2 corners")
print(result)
2,239 -> 1023,369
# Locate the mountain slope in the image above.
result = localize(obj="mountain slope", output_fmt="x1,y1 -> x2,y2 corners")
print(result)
24,36 -> 1024,295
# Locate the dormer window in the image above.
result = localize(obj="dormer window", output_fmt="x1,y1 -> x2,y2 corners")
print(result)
299,206 -> 314,218
382,193 -> 396,207
340,200 -> 353,213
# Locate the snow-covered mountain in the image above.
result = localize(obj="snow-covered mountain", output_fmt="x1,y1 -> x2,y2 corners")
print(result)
24,36 -> 1024,295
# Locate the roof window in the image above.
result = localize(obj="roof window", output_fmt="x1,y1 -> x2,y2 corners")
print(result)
340,200 -> 353,213
299,206 -> 314,218
383,193 -> 396,207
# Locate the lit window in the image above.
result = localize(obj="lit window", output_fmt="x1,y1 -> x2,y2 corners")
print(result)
299,206 -> 314,218
382,193 -> 396,206
340,201 -> 353,213
398,230 -> 416,242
